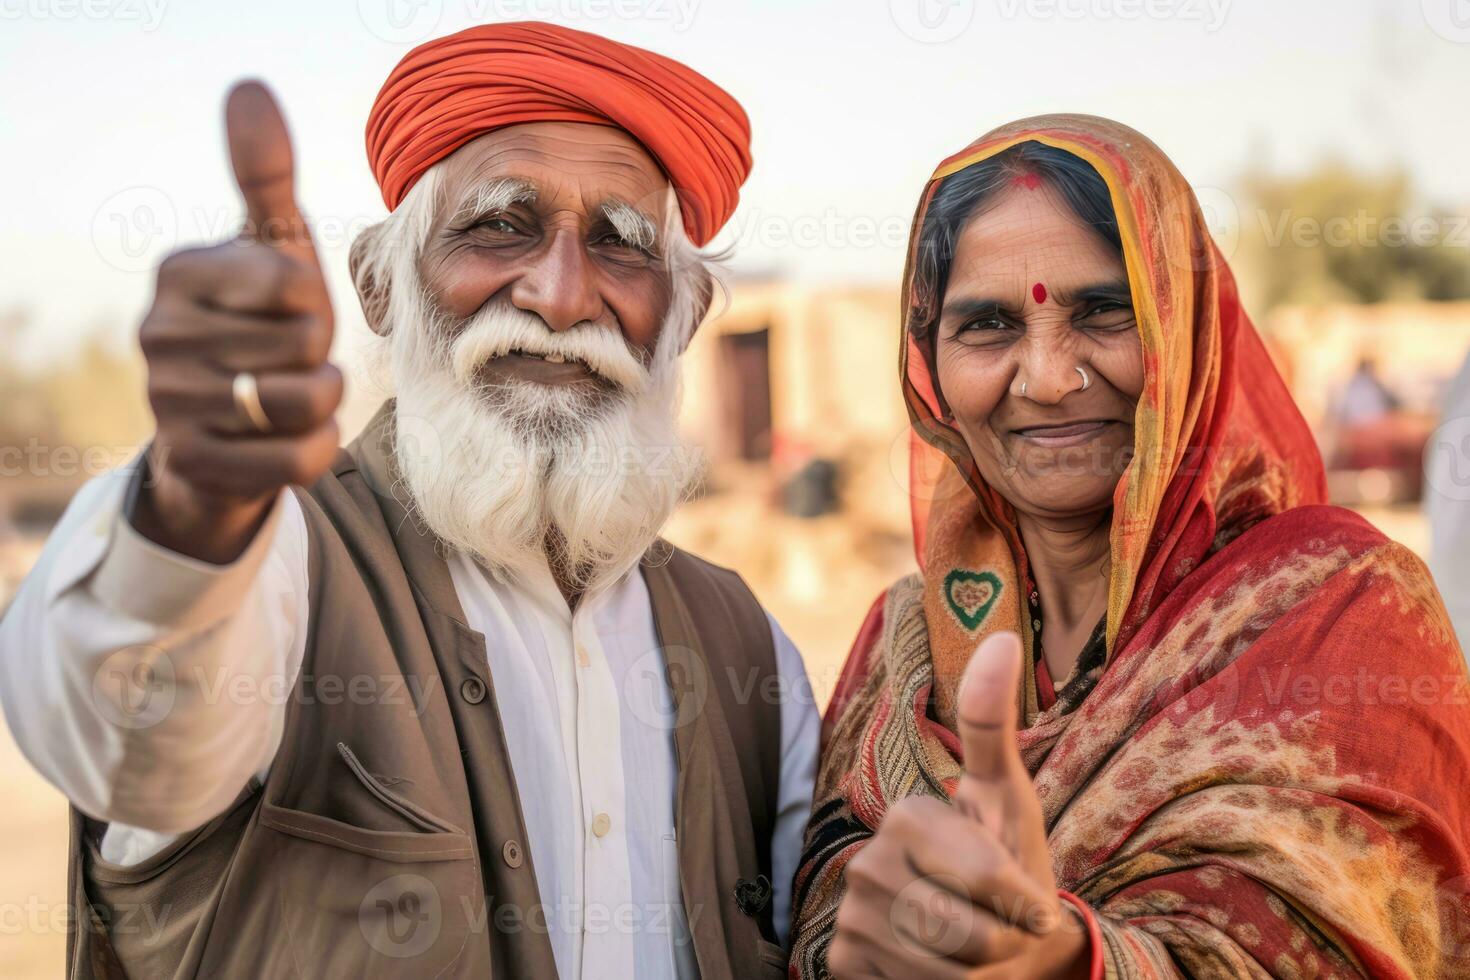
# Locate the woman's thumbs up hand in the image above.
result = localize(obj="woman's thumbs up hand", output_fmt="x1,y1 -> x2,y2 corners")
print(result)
826,633 -> 1092,980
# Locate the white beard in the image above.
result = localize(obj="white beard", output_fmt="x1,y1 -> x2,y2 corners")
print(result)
389,298 -> 698,594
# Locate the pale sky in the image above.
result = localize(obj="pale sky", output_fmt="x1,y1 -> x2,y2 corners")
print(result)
2,0 -> 1467,362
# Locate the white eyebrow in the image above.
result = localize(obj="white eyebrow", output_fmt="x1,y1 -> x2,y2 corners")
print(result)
601,199 -> 659,251
451,177 -> 537,224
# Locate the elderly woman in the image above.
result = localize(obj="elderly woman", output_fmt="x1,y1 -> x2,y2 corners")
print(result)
790,115 -> 1470,978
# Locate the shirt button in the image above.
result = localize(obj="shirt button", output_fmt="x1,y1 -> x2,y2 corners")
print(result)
1032,619 -> 1042,631
460,677 -> 486,704
591,812 -> 611,838
502,839 -> 523,868
575,644 -> 590,668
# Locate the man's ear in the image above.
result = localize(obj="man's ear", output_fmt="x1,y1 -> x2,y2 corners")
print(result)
679,263 -> 715,354
348,225 -> 390,336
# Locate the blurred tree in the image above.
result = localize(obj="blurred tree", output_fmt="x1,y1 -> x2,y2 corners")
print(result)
0,309 -> 50,449
0,310 -> 149,513
1232,161 -> 1470,313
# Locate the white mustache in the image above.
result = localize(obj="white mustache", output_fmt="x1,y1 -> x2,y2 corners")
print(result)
449,304 -> 650,395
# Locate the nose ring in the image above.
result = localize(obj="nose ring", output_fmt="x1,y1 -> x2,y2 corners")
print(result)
1019,381 -> 1028,398
1077,366 -> 1091,391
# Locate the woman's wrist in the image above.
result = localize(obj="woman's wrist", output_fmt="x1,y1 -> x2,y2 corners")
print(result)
1049,890 -> 1103,980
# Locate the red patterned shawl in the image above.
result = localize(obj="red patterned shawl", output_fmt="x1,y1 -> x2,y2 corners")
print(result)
790,115 -> 1470,979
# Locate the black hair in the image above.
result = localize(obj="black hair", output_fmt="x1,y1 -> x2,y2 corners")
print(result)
909,141 -> 1121,343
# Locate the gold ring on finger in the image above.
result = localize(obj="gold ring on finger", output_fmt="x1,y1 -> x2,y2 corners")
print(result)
232,371 -> 274,434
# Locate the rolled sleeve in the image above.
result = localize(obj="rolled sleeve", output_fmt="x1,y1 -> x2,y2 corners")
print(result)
0,458 -> 307,841
89,474 -> 287,631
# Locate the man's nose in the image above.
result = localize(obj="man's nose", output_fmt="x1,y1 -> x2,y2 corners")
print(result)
508,229 -> 604,332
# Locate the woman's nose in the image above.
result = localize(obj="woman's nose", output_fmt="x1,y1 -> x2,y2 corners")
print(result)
1014,334 -> 1087,404
508,229 -> 605,332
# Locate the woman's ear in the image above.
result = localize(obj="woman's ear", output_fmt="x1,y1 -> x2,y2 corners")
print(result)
348,224 -> 391,336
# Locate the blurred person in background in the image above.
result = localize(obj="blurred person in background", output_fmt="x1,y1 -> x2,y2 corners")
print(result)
0,22 -> 817,980
1336,355 -> 1401,428
790,116 -> 1470,979
1428,349 -> 1470,659
1324,352 -> 1431,499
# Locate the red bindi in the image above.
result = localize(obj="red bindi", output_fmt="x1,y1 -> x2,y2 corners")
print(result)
1032,282 -> 1048,304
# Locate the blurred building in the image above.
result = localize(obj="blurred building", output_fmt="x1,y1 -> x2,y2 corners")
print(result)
681,279 -> 906,474
667,279 -> 919,698
1264,301 -> 1470,425
1264,301 -> 1470,515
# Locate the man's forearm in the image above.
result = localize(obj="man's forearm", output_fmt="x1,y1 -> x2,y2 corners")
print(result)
0,467 -> 301,834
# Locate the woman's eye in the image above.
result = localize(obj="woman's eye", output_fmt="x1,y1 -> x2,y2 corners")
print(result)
959,316 -> 1006,334
1080,301 -> 1134,327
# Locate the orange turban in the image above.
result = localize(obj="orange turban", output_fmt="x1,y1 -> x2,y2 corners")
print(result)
366,21 -> 751,246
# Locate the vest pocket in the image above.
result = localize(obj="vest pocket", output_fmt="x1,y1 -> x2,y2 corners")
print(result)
335,740 -> 467,836
257,797 -> 480,976
259,801 -> 473,862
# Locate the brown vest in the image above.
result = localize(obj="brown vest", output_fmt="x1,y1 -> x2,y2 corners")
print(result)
65,407 -> 788,979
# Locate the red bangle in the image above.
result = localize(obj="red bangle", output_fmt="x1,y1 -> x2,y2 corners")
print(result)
1057,889 -> 1104,980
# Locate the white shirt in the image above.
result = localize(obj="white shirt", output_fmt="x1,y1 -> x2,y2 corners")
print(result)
1428,351 -> 1470,661
0,464 -> 820,979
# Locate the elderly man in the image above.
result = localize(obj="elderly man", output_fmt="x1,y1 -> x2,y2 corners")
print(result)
0,22 -> 816,980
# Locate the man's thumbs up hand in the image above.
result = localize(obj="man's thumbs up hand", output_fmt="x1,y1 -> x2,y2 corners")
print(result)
225,81 -> 317,267
131,80 -> 341,565
827,631 -> 1092,980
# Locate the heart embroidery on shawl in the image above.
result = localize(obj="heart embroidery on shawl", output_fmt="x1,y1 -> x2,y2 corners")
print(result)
943,569 -> 1003,632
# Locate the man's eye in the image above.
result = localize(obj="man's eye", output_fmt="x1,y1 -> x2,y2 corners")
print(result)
478,217 -> 518,234
596,232 -> 647,252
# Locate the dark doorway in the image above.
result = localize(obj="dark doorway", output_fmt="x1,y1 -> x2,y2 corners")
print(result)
718,328 -> 773,461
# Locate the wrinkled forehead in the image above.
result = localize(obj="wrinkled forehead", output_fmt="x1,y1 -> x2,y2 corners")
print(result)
433,121 -> 674,230
946,182 -> 1126,295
